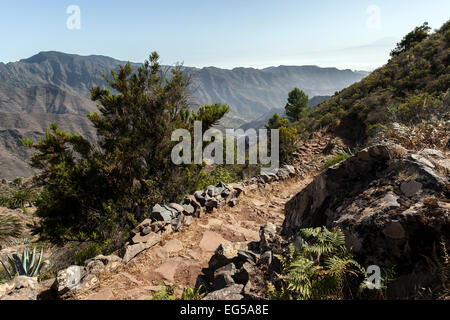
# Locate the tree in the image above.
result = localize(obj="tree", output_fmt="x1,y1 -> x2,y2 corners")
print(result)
265,113 -> 297,162
21,52 -> 229,245
265,113 -> 288,129
285,88 -> 309,122
391,22 -> 431,57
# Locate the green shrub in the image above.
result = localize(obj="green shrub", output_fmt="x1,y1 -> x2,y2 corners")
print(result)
73,241 -> 112,265
148,283 -> 205,300
322,151 -> 352,169
12,177 -> 22,186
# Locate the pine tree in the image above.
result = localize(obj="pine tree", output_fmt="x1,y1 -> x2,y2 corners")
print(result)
285,88 -> 309,122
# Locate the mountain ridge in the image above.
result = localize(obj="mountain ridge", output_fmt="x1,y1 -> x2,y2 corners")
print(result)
0,51 -> 369,179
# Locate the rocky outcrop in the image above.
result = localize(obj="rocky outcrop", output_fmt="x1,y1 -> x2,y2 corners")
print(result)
0,276 -> 40,300
199,222 -> 286,300
283,143 -> 449,295
54,254 -> 122,298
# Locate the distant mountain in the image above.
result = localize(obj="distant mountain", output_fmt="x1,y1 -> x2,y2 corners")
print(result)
0,51 -> 369,178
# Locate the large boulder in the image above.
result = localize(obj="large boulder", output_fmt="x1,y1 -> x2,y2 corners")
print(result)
55,265 -> 85,296
0,276 -> 40,300
208,242 -> 249,269
151,204 -> 176,223
283,143 -> 449,295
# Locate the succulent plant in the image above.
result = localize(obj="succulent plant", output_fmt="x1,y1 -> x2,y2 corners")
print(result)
1,247 -> 49,279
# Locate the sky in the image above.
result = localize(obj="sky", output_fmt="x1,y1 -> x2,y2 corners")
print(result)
1,1 -> 449,71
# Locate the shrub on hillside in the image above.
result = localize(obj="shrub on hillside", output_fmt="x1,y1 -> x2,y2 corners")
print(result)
21,52 -> 229,248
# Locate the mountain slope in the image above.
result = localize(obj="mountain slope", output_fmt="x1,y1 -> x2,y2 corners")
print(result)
299,20 -> 450,142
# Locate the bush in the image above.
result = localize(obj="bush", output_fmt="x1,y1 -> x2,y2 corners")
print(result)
21,52 -> 229,247
73,241 -> 113,265
322,150 -> 352,169
266,113 -> 298,163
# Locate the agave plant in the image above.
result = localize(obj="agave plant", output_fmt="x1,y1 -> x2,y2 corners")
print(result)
1,247 -> 49,279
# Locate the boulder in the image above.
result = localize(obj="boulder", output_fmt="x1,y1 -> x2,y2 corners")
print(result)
213,263 -> 236,290
260,174 -> 271,183
183,215 -> 194,226
169,203 -> 184,213
171,214 -> 184,232
206,185 -> 216,197
282,164 -> 296,176
55,265 -> 85,296
227,182 -> 245,197
283,144 -> 450,295
132,231 -> 162,245
85,254 -> 122,275
183,195 -> 204,218
233,262 -> 254,284
276,168 -> 290,180
182,204 -> 195,215
151,204 -> 173,223
205,198 -> 219,211
237,249 -> 260,265
228,198 -> 238,207
202,284 -> 244,300
260,251 -> 272,265
123,233 -> 161,263
193,191 -> 206,206
259,222 -> 279,252
0,276 -> 39,300
132,218 -> 152,233
149,221 -> 166,233
208,242 -> 249,269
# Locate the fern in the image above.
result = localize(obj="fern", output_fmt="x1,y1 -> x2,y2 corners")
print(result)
149,283 -> 206,300
273,227 -> 366,300
423,237 -> 450,298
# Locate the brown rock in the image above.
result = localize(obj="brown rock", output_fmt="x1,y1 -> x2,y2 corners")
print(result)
382,220 -> 406,240
199,231 -> 227,253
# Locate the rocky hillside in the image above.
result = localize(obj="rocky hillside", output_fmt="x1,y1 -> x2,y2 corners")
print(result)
298,20 -> 450,143
284,143 -> 449,298
0,51 -> 367,179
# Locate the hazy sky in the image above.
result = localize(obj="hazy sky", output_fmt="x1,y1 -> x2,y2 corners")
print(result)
1,1 -> 449,70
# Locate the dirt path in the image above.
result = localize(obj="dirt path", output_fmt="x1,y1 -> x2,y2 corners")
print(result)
71,133 -> 333,300
73,175 -> 313,300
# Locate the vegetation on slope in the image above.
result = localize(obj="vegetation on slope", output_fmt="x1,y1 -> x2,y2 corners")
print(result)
293,20 -> 450,143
